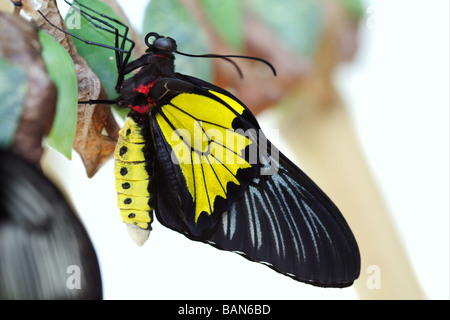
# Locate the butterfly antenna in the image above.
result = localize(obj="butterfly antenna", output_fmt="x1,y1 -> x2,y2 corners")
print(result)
175,51 -> 277,78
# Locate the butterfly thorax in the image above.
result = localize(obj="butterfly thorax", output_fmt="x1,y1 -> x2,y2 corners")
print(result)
117,54 -> 176,123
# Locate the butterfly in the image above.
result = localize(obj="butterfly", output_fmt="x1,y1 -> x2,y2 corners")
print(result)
41,0 -> 360,288
0,150 -> 102,299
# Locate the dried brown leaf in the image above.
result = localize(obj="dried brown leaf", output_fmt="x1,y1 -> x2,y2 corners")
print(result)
22,0 -> 120,177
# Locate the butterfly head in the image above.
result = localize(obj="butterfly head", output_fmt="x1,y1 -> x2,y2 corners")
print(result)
144,32 -> 177,56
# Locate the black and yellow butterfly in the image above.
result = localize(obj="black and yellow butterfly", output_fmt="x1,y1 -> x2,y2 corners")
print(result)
43,1 -> 360,288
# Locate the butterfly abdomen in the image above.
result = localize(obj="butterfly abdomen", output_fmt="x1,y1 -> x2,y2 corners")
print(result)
114,118 -> 153,231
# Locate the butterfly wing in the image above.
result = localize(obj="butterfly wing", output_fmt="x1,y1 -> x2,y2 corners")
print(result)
0,151 -> 103,299
149,77 -> 360,287
149,78 -> 259,236
206,142 -> 360,287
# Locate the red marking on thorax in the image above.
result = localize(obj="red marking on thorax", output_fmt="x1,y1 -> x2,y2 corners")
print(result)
128,105 -> 149,114
154,54 -> 170,60
129,80 -> 157,115
133,80 -> 156,95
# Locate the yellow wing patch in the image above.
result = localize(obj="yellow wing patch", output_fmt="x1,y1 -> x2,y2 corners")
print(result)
156,90 -> 253,223
114,118 -> 152,230
208,90 -> 245,114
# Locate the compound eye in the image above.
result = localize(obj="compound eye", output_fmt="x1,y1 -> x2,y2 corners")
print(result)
153,37 -> 174,52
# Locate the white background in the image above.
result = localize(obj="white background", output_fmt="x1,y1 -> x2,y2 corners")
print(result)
45,0 -> 449,299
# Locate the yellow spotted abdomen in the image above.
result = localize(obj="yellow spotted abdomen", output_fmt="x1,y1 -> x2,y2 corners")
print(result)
114,118 -> 153,230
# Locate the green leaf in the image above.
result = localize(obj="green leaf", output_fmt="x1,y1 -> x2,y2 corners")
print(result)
199,0 -> 244,51
247,0 -> 323,57
64,0 -> 133,100
143,0 -> 212,81
39,30 -> 78,159
0,58 -> 27,149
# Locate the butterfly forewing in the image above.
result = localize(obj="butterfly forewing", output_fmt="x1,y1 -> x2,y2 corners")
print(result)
150,78 -> 259,235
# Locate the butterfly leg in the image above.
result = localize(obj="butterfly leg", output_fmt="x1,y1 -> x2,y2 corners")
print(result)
78,98 -> 119,105
39,0 -> 135,89
65,0 -> 135,90
38,9 -> 129,54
